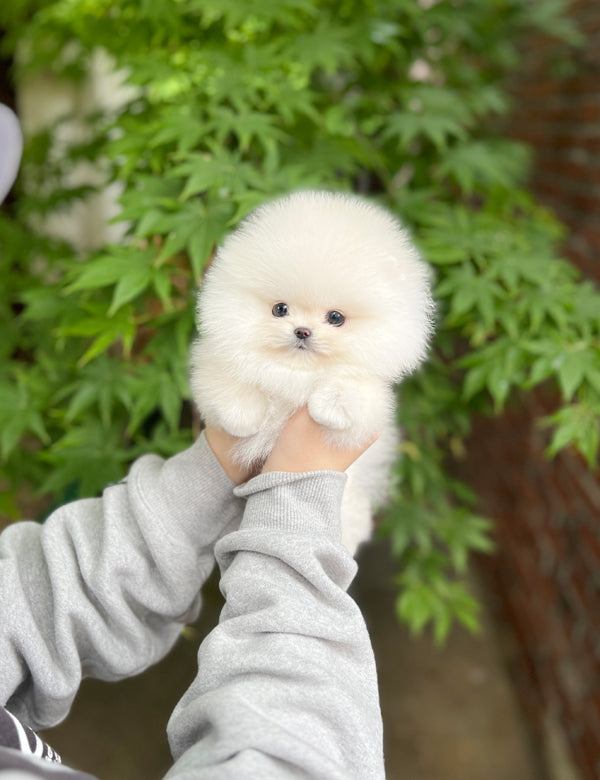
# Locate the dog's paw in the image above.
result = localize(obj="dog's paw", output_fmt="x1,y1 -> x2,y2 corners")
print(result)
218,396 -> 269,438
221,416 -> 262,439
308,385 -> 355,431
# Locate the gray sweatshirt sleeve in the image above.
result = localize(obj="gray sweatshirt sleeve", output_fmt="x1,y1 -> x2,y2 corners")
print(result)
0,432 -> 244,731
166,471 -> 385,780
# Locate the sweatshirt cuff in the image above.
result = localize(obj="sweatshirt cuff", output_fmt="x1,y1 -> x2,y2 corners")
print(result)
233,471 -> 348,542
129,431 -> 243,546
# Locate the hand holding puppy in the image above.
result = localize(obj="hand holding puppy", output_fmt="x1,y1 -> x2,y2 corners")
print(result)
206,407 -> 378,485
262,407 -> 379,474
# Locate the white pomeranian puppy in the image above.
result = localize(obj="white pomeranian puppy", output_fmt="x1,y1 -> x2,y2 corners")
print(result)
191,190 -> 434,553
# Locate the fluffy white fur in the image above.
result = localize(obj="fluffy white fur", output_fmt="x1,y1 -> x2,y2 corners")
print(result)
190,190 -> 434,552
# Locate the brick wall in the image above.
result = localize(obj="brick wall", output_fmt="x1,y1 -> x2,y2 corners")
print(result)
508,1 -> 600,279
463,3 -> 600,778
465,392 -> 600,779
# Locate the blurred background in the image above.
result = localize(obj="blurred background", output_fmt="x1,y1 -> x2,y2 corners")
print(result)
1,0 -> 599,778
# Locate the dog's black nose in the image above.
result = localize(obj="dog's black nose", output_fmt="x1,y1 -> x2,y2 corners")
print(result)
294,327 -> 311,340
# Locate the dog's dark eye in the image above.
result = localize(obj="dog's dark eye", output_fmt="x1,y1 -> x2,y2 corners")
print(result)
326,310 -> 345,327
272,302 -> 289,318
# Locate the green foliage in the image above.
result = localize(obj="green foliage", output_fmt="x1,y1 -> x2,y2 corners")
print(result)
1,0 -> 596,641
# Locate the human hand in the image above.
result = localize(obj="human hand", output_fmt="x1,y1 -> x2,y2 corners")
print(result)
262,407 -> 379,474
204,425 -> 254,485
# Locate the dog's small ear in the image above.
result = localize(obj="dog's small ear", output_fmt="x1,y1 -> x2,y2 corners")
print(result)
382,254 -> 408,282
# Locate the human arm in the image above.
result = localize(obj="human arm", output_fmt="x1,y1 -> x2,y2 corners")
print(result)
0,431 -> 245,731
166,410 -> 385,779
0,103 -> 22,204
